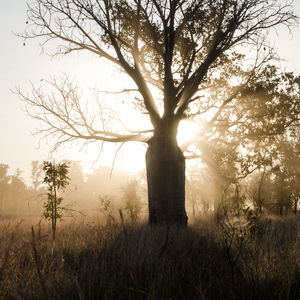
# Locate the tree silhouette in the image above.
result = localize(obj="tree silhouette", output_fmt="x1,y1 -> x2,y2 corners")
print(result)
18,0 -> 297,225
42,161 -> 70,240
190,68 -> 300,211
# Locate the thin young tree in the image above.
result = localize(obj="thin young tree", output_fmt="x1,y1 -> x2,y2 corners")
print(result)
42,161 -> 70,239
0,164 -> 10,213
18,0 -> 297,225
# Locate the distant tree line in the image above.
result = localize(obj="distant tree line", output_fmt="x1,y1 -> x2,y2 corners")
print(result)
1,136 -> 299,219
0,165 -> 31,215
185,134 -> 300,217
0,161 -> 146,219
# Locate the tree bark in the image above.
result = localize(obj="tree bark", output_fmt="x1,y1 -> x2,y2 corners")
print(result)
146,120 -> 188,226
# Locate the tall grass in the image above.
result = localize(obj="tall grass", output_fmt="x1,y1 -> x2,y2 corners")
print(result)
0,215 -> 300,299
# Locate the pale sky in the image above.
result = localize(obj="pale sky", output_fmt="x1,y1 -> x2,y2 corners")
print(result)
1,0 -> 300,183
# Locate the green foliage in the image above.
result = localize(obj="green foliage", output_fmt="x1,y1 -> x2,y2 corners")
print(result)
43,161 -> 70,193
42,161 -> 70,239
42,194 -> 64,221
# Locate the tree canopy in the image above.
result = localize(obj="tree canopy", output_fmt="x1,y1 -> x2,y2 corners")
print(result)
20,0 -> 296,132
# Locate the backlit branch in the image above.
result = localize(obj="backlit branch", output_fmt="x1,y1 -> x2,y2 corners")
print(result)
21,0 -> 296,124
175,0 -> 296,118
21,0 -> 162,126
16,77 -> 150,152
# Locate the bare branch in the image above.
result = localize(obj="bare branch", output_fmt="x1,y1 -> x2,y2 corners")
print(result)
15,77 -> 151,153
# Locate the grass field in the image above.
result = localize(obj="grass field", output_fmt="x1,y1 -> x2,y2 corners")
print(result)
0,214 -> 300,299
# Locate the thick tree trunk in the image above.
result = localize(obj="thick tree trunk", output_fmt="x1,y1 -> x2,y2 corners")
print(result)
146,121 -> 188,226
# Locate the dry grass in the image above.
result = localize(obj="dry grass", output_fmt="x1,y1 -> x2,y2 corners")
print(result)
0,215 -> 300,299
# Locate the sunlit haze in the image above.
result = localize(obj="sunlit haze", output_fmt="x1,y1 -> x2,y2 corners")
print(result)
1,2 -> 300,298
1,0 -> 300,184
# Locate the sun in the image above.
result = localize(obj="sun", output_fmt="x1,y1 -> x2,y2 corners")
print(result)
77,115 -> 200,175
177,120 -> 199,146
79,119 -> 201,175
120,120 -> 200,173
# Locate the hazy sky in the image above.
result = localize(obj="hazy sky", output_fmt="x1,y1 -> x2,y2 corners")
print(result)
1,0 -> 300,183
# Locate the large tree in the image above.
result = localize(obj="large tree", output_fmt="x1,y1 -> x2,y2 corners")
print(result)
19,0 -> 297,225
